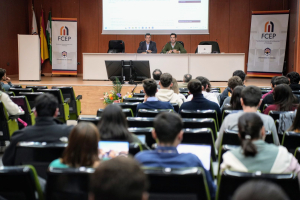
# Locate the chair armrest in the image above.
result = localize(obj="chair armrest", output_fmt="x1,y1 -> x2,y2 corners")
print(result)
9,115 -> 20,120
64,98 -> 71,104
76,95 -> 82,100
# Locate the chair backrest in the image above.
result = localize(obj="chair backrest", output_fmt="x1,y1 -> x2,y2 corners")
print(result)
52,87 -> 77,114
261,90 -> 272,95
294,147 -> 300,164
180,109 -> 219,128
129,142 -> 142,156
0,101 -> 11,141
11,85 -> 22,88
123,97 -> 144,103
182,118 -> 217,140
211,87 -> 221,93
9,88 -> 33,96
171,103 -> 179,113
46,167 -> 94,200
177,41 -> 184,47
10,96 -> 34,125
0,166 -> 43,200
78,117 -> 100,126
269,111 -> 294,121
217,170 -> 300,200
97,108 -> 133,117
107,40 -> 125,53
133,93 -> 145,97
128,127 -> 155,148
4,91 -> 15,96
294,94 -> 300,103
113,102 -> 140,116
218,145 -> 239,168
198,41 -> 220,53
143,167 -> 210,200
138,109 -> 173,117
18,92 -> 44,109
37,89 -> 63,104
15,142 -> 66,179
282,131 -> 300,153
179,88 -> 189,93
222,110 -> 240,122
26,86 -> 48,92
127,117 -> 154,128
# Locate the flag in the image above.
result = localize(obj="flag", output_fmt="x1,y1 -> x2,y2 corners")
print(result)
46,11 -> 52,65
31,6 -> 38,35
40,9 -> 49,64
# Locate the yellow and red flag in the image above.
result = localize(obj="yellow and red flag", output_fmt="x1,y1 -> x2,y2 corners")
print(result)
40,9 -> 49,64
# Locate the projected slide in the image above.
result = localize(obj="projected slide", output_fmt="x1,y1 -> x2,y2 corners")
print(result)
102,0 -> 209,34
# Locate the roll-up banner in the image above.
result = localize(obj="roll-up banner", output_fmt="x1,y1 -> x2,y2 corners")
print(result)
247,10 -> 289,77
52,18 -> 77,75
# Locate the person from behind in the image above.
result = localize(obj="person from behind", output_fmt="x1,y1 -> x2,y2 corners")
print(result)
152,69 -> 162,89
0,84 -> 22,115
134,112 -> 216,199
222,85 -> 243,112
89,156 -> 148,200
155,73 -> 183,107
220,76 -> 243,110
221,113 -> 300,177
216,86 -> 279,149
2,93 -> 74,165
161,33 -> 187,54
263,84 -> 298,114
171,78 -> 186,103
179,79 -> 221,124
178,74 -> 192,88
288,104 -> 300,132
262,76 -> 277,99
137,33 -> 157,54
98,104 -> 141,143
136,79 -> 174,116
49,122 -> 100,168
287,71 -> 300,91
0,68 -> 13,91
232,180 -> 289,200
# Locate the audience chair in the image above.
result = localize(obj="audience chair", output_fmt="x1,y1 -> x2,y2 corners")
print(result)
26,86 -> 48,92
180,109 -> 219,129
113,102 -> 140,116
18,92 -> 44,110
52,87 -> 82,120
177,41 -> 184,47
9,88 -> 33,96
222,110 -> 240,122
260,87 -> 272,91
182,118 -> 217,141
294,147 -> 300,164
37,89 -> 70,123
138,109 -> 173,117
97,108 -> 133,117
14,142 -> 66,179
4,91 -> 15,96
133,93 -> 145,98
179,88 -> 189,93
182,93 -> 189,98
78,117 -> 100,126
217,170 -> 300,200
11,85 -> 22,88
171,103 -> 179,113
128,127 -> 155,148
269,111 -> 294,121
46,167 -> 94,200
143,167 -> 211,200
107,40 -> 125,53
281,131 -> 300,153
129,143 -> 143,156
275,119 -> 284,143
10,96 -> 35,126
123,97 -> 144,103
261,90 -> 272,95
196,41 -> 220,53
211,87 -> 221,93
217,145 -> 239,175
0,101 -> 19,141
293,94 -> 300,103
127,117 -> 154,128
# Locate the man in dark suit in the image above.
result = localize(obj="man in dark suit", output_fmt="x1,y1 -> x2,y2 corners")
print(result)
137,33 -> 157,53
2,93 -> 74,166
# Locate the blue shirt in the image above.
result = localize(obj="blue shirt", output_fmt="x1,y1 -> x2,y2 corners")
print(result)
0,82 -> 12,91
136,99 -> 174,116
135,146 -> 216,199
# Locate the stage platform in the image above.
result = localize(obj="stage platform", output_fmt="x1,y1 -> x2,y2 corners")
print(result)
9,76 -> 272,115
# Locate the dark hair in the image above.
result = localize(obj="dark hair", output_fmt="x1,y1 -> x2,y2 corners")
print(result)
232,180 -> 289,200
230,86 -> 243,110
98,104 -> 133,142
287,71 -> 300,84
233,70 -> 246,82
170,33 -> 177,37
35,93 -> 58,117
273,84 -> 296,111
0,69 -> 6,80
183,74 -> 192,83
145,33 -> 151,37
241,86 -> 261,107
238,113 -> 263,157
143,79 -> 157,97
274,76 -> 289,86
160,73 -> 173,87
271,76 -> 278,87
228,76 -> 243,90
154,112 -> 183,143
289,104 -> 300,131
188,79 -> 202,95
152,69 -> 162,81
62,122 -> 100,167
90,156 -> 148,200
196,76 -> 211,92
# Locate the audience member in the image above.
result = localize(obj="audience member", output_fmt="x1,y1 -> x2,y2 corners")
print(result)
221,113 -> 300,177
49,122 -> 100,168
178,74 -> 192,88
288,104 -> 300,132
2,93 -> 74,165
179,79 -> 221,124
287,71 -> 300,90
220,76 -> 243,110
263,84 -> 298,114
216,86 -> 279,149
171,78 -> 186,103
155,73 -> 183,107
135,112 -> 216,199
262,76 -> 277,99
222,86 -> 243,112
0,69 -> 13,91
0,84 -> 22,115
90,157 -> 148,200
232,180 -> 289,200
152,69 -> 162,89
220,70 -> 246,106
136,79 -> 174,116
187,76 -> 219,106
98,104 -> 141,143
260,76 -> 290,111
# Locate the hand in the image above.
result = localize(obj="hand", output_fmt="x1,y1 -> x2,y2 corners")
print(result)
6,77 -> 11,83
146,50 -> 152,53
141,52 -> 147,54
167,50 -> 173,54
172,49 -> 179,53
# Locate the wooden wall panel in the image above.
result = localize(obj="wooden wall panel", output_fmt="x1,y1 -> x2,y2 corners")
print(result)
250,0 -> 270,12
190,35 -> 210,53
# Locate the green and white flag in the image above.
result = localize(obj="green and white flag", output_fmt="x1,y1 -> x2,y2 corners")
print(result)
46,11 -> 52,65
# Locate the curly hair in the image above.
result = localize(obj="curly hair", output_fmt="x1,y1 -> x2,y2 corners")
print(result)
287,72 -> 300,84
228,76 -> 243,89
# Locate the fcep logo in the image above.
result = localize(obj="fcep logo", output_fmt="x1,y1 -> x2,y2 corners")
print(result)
58,26 -> 71,41
261,21 -> 276,39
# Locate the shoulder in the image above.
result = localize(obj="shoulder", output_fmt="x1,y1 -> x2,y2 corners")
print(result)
179,153 -> 203,166
257,112 -> 274,122
151,41 -> 156,45
135,150 -> 153,161
49,158 -> 69,168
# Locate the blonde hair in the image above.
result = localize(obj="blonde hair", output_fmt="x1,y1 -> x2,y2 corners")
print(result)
171,78 -> 179,94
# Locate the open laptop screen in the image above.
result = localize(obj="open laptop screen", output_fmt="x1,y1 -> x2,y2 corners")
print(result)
98,141 -> 129,159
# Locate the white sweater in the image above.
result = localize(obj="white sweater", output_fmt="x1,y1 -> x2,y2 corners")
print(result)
155,89 -> 183,107
0,92 -> 21,115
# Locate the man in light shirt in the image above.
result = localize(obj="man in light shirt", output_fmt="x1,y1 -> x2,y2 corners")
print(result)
137,33 -> 157,53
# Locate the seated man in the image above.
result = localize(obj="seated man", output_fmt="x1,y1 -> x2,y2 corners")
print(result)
215,85 -> 279,149
90,157 -> 148,200
135,112 -> 216,199
136,79 -> 174,116
2,93 -> 74,165
161,33 -> 187,54
220,76 -> 243,109
0,68 -> 13,91
179,79 -> 221,124
262,76 -> 277,99
137,33 -> 157,54
155,73 -> 183,107
152,69 -> 162,89
287,71 -> 300,91
178,74 -> 192,88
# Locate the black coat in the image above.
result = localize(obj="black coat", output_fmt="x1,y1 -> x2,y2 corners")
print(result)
137,41 -> 157,53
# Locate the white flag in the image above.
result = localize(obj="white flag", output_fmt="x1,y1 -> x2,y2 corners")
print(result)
31,7 -> 38,35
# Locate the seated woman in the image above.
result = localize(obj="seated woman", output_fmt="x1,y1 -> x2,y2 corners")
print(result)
171,78 -> 186,103
98,104 -> 141,143
222,86 -> 243,113
49,122 -> 100,168
0,85 -> 21,115
221,112 -> 300,176
263,84 -> 298,114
